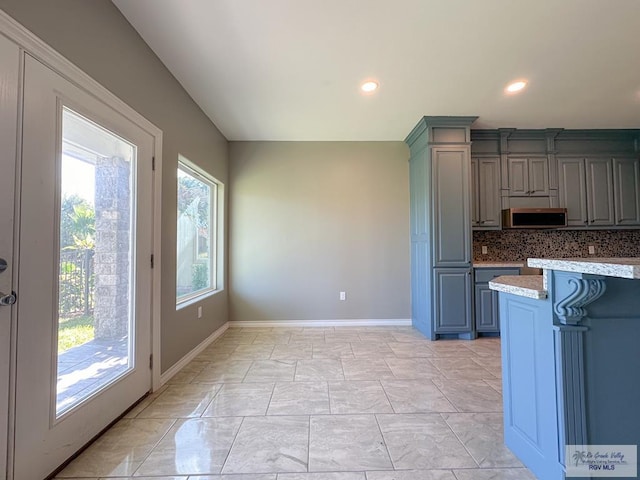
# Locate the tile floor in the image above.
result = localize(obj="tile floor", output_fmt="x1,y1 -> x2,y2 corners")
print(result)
55,326 -> 537,480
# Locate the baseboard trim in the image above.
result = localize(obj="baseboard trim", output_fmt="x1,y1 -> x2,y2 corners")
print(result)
159,321 -> 229,387
228,319 -> 412,328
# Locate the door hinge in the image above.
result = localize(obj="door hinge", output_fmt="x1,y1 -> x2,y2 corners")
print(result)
152,156 -> 155,171
149,354 -> 153,370
150,254 -> 154,269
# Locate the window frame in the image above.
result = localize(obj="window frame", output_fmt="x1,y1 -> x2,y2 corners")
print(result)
176,156 -> 223,307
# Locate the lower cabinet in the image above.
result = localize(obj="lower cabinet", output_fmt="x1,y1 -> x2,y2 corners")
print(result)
433,268 -> 472,336
473,267 -> 521,334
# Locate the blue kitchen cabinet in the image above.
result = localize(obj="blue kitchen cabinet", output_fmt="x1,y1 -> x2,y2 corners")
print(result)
406,116 -> 477,340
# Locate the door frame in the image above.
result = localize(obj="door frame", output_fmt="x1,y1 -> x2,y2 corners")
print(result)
0,9 -> 163,477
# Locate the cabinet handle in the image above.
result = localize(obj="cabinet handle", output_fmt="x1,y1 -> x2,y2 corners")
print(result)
584,219 -> 588,224
479,220 -> 485,224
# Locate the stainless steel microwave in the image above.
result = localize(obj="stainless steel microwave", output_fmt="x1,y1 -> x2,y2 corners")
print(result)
502,208 -> 568,228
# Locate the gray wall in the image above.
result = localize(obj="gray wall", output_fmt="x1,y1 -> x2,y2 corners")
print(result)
0,0 -> 229,372
229,142 -> 411,322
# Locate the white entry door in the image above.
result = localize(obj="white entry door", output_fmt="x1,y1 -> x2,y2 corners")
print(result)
13,55 -> 155,480
0,34 -> 20,480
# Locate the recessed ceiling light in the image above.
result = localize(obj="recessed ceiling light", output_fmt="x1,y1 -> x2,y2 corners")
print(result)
361,81 -> 379,93
506,80 -> 528,93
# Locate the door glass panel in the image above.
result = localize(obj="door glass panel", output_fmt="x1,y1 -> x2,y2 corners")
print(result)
56,107 -> 136,417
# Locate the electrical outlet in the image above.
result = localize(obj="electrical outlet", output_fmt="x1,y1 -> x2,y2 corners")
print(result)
339,291 -> 346,301
588,245 -> 595,255
197,306 -> 203,318
481,245 -> 488,255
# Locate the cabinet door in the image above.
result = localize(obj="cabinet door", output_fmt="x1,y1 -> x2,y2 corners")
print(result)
434,268 -> 472,333
478,158 -> 501,227
558,158 -> 588,226
507,158 -> 529,196
475,284 -> 499,332
585,158 -> 615,226
432,147 -> 471,267
528,157 -> 550,196
471,158 -> 479,227
613,157 -> 640,226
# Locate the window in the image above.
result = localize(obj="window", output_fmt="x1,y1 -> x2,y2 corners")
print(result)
176,157 -> 222,304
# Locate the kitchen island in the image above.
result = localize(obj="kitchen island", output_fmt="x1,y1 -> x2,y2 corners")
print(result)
489,258 -> 640,480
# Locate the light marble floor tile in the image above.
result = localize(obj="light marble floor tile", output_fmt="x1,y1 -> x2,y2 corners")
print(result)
452,468 -> 537,480
289,333 -> 326,344
134,417 -> 243,476
117,477 -> 186,480
56,418 -> 175,477
229,344 -> 276,360
243,360 -> 297,382
483,378 -> 502,393
202,383 -> 274,417
340,358 -> 395,380
324,333 -> 362,344
365,470 -> 456,480
349,342 -> 396,358
386,343 -> 434,358
189,475 -> 276,480
192,360 -> 253,383
204,342 -> 241,354
376,414 -> 477,470
295,359 -> 345,381
471,356 -> 502,369
312,343 -> 354,359
390,331 -> 431,343
431,378 -> 503,412
124,384 -> 169,418
308,415 -> 393,472
278,473 -> 365,480
167,361 -> 210,384
240,327 -> 274,333
435,366 -> 498,381
425,343 -> 476,357
328,381 -> 393,414
268,382 -> 330,415
428,357 -> 484,370
222,416 -> 309,474
271,343 -> 313,360
253,333 -> 292,345
380,379 -> 457,413
137,384 -> 222,418
384,358 -> 442,380
441,413 -> 523,468
357,333 -> 397,343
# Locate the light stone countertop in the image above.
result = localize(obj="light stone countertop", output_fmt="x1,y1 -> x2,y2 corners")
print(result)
473,261 -> 525,269
489,275 -> 547,299
527,257 -> 640,279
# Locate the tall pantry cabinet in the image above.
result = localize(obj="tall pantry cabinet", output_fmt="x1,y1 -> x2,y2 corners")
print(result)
405,116 -> 477,340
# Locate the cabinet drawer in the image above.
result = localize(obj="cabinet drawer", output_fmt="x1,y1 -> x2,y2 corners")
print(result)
474,268 -> 520,283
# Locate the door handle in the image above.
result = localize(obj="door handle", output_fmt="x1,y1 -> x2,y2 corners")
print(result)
0,291 -> 17,306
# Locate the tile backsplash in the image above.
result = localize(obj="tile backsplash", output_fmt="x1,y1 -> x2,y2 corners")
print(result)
473,229 -> 640,261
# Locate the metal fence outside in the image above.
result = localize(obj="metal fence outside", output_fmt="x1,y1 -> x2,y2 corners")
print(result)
59,249 -> 94,317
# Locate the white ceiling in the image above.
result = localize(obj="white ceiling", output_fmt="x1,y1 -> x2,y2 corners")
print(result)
112,0 -> 640,141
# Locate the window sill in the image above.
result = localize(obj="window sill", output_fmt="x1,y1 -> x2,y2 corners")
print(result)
176,287 -> 224,310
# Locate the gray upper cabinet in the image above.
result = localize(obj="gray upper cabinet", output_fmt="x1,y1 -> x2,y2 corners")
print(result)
433,146 -> 472,266
507,157 -> 549,196
558,157 -> 588,226
585,158 -> 615,226
613,157 -> 640,225
559,157 -> 615,226
471,157 -> 501,229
